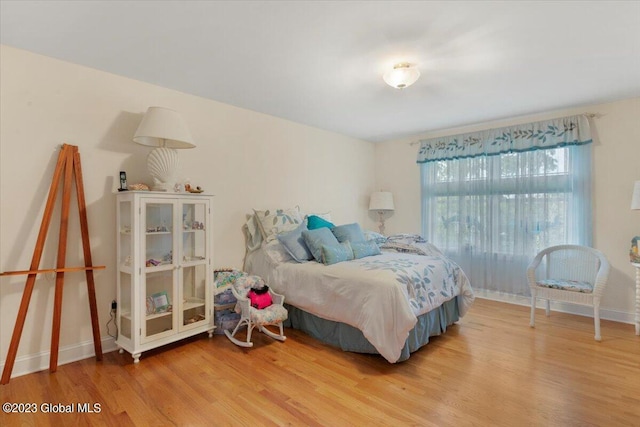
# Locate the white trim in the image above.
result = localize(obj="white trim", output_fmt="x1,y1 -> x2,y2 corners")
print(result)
0,336 -> 117,380
475,289 -> 635,324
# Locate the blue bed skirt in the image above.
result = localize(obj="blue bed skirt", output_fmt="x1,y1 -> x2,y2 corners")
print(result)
284,296 -> 460,362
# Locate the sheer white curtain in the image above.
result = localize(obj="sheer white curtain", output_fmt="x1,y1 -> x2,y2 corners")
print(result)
420,140 -> 592,296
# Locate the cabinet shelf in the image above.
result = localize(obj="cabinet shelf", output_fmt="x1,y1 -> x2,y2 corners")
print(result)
184,298 -> 206,311
181,259 -> 207,267
146,311 -> 173,320
144,263 -> 174,273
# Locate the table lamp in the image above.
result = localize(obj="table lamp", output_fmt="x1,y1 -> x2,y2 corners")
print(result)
133,107 -> 195,191
369,191 -> 395,235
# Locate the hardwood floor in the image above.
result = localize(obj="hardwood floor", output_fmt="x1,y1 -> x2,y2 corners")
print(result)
1,298 -> 639,426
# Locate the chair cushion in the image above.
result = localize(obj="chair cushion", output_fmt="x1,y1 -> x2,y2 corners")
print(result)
535,279 -> 594,293
249,304 -> 288,325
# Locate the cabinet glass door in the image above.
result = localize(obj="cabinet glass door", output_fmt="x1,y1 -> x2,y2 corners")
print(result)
142,200 -> 177,342
181,265 -> 208,328
180,201 -> 209,329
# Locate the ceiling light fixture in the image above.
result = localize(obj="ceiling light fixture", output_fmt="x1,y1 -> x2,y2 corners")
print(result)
383,62 -> 420,89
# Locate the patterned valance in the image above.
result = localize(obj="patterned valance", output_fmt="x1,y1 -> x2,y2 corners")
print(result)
416,114 -> 592,163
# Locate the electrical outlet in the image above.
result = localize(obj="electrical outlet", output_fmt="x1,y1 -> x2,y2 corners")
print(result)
111,300 -> 117,310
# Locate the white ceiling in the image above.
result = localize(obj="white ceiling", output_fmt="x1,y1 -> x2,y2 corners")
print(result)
1,1 -> 639,142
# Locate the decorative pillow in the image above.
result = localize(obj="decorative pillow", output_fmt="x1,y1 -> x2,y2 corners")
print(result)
331,223 -> 366,243
263,240 -> 294,264
322,241 -> 354,265
277,222 -> 313,262
364,230 -> 388,245
306,215 -> 335,230
351,241 -> 382,259
302,227 -> 340,262
305,211 -> 332,222
253,207 -> 303,243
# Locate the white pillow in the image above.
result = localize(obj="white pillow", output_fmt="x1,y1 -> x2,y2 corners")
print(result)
253,206 -> 303,243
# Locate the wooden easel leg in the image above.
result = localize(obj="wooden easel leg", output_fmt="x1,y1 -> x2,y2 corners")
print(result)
72,148 -> 103,360
49,147 -> 75,373
0,145 -> 67,385
1,274 -> 38,384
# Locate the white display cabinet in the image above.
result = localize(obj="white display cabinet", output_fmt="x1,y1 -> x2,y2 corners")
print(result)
116,191 -> 214,363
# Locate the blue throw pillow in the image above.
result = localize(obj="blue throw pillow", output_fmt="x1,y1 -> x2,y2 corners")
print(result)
277,222 -> 313,262
306,215 -> 335,230
331,223 -> 366,243
302,227 -> 340,262
322,241 -> 354,265
351,241 -> 382,259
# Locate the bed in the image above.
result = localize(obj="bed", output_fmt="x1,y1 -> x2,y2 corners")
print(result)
242,211 -> 474,363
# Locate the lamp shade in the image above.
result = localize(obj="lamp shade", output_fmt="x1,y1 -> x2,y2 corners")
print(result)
133,107 -> 195,149
383,63 -> 420,89
632,181 -> 640,210
369,192 -> 395,211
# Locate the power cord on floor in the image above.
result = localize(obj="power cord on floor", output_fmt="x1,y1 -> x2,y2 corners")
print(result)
106,300 -> 118,339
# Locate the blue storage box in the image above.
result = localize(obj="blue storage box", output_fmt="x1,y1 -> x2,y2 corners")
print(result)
214,288 -> 237,305
214,309 -> 241,334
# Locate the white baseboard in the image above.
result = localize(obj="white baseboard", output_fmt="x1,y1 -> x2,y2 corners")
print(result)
474,289 -> 635,324
0,336 -> 117,381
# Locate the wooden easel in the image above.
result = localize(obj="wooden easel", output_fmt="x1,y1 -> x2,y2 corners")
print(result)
0,144 -> 105,384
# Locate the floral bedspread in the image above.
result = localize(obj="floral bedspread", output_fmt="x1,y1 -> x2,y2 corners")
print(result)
359,253 -> 468,314
372,234 -> 473,314
248,234 -> 475,363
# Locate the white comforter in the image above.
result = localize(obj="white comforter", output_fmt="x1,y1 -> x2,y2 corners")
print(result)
245,241 -> 474,363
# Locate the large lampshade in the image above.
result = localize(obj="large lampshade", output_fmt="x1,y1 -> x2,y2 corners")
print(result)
383,63 -> 420,89
369,191 -> 395,212
632,181 -> 640,210
133,107 -> 195,191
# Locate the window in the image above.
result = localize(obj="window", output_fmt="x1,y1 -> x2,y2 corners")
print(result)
421,145 -> 592,296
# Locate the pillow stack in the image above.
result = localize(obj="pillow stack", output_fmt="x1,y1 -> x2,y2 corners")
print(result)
276,215 -> 381,265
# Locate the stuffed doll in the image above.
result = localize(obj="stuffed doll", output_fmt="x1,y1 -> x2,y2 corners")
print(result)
248,285 -> 272,309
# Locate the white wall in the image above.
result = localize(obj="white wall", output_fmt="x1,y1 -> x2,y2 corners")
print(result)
375,97 -> 640,320
0,45 -> 375,377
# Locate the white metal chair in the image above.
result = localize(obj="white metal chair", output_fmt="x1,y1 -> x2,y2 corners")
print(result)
224,275 -> 288,348
527,245 -> 610,341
